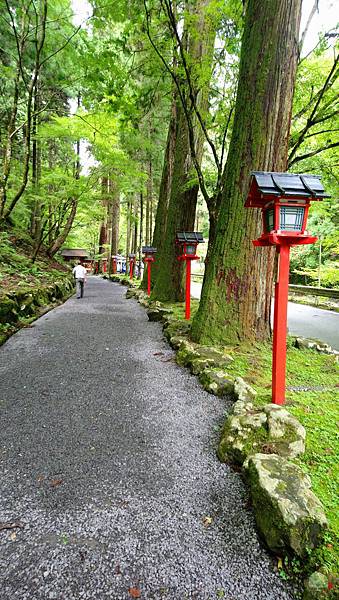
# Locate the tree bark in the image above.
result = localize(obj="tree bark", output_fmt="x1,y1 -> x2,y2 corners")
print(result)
152,0 -> 216,302
192,0 -> 302,344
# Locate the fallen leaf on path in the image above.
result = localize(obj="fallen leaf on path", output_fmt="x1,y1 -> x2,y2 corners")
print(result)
0,522 -> 24,531
50,478 -> 63,487
128,587 -> 141,598
202,516 -> 213,527
277,558 -> 283,569
115,564 -> 121,575
10,532 -> 17,541
153,352 -> 164,356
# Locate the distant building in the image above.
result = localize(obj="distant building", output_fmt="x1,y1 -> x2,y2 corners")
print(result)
60,248 -> 90,262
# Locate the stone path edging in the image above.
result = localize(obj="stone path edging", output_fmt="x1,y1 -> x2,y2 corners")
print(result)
0,276 -> 74,344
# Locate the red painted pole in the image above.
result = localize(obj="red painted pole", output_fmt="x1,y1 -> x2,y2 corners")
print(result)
185,259 -> 191,320
129,260 -> 133,279
147,262 -> 151,296
272,245 -> 290,405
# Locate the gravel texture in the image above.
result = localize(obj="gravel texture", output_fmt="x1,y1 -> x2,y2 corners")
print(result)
0,277 -> 297,600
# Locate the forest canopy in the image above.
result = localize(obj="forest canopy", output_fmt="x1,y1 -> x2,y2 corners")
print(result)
0,0 -> 338,293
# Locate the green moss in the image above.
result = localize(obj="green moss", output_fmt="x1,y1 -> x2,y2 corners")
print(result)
222,339 -> 338,576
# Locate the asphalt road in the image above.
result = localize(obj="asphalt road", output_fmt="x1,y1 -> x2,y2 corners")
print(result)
0,277 -> 296,600
191,282 -> 339,351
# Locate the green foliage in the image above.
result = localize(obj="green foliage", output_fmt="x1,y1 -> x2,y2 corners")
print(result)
0,231 -> 69,292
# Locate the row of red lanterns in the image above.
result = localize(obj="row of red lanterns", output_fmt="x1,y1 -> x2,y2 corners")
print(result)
119,170 -> 329,406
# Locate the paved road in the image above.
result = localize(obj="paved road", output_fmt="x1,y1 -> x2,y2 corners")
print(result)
191,282 -> 339,351
0,277 -> 296,600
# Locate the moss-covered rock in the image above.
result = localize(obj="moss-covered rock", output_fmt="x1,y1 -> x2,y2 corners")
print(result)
294,336 -> 339,357
218,400 -> 306,465
218,408 -> 268,464
110,274 -> 122,283
234,376 -> 257,402
0,297 -> 19,324
147,306 -> 174,322
176,340 -> 200,367
0,277 -> 74,344
245,454 -> 327,557
126,288 -> 139,299
199,369 -> 235,397
168,335 -> 189,351
265,405 -> 306,458
163,319 -> 191,342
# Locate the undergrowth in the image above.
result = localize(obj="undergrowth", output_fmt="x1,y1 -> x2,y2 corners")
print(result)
0,230 -> 69,294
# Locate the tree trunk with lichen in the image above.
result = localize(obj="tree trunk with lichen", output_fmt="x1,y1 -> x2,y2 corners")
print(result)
191,0 -> 302,345
152,0 -> 216,302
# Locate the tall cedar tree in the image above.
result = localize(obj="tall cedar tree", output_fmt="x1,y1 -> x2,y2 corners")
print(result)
191,0 -> 302,345
151,0 -> 216,301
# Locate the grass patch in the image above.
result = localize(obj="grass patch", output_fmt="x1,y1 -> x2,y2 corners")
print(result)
161,299 -> 199,322
225,340 -> 339,577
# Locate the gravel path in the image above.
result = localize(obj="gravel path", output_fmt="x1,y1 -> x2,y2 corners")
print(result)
0,277 -> 297,600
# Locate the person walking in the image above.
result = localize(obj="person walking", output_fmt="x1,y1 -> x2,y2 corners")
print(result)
72,261 -> 87,299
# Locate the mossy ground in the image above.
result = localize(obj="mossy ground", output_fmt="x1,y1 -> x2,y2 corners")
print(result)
216,339 -> 339,578
0,230 -> 69,295
0,230 -> 72,343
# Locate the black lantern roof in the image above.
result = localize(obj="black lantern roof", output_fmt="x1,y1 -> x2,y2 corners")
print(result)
176,232 -> 204,244
248,171 -> 329,203
142,246 -> 157,254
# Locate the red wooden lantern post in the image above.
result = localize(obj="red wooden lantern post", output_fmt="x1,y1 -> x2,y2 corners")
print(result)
142,246 -> 157,296
245,171 -> 329,405
129,254 -> 136,279
176,232 -> 204,320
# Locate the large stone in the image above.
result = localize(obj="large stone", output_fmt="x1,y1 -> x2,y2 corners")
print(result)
199,369 -> 235,397
163,320 -> 191,342
168,335 -> 189,351
218,408 -> 268,464
188,346 -> 233,375
245,454 -> 327,557
265,405 -> 306,458
234,377 -> 257,402
295,336 -> 338,356
126,288 -> 140,299
176,340 -> 199,367
0,297 -> 18,324
218,400 -> 307,465
147,306 -> 173,323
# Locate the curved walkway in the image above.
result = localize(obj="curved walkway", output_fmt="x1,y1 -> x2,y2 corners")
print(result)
0,277 -> 296,599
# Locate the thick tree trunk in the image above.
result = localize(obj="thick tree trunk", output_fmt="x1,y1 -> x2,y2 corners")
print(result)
132,194 -> 138,254
111,180 -> 120,256
108,180 -> 120,276
192,0 -> 302,344
126,199 -> 132,271
142,95 -> 177,290
145,160 -> 152,246
98,176 -> 109,269
152,0 -> 216,302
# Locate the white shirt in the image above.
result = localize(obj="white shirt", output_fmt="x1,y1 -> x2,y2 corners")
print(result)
72,265 -> 87,279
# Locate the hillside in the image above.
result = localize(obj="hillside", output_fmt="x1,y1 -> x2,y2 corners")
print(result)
0,229 -> 70,295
